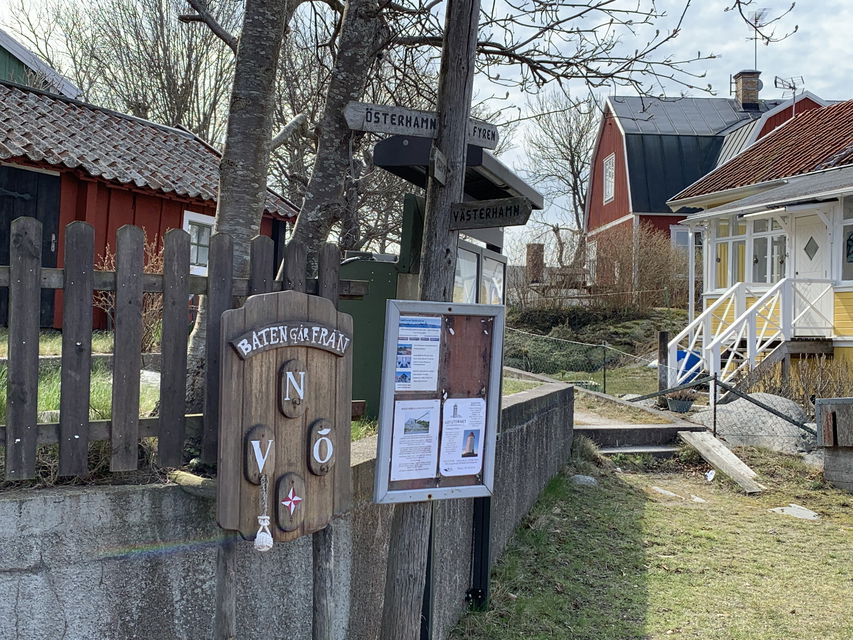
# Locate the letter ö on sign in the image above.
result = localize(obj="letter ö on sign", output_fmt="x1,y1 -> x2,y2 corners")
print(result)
279,359 -> 308,418
308,419 -> 336,476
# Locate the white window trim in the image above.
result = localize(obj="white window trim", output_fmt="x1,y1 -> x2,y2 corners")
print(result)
602,153 -> 615,204
182,210 -> 216,276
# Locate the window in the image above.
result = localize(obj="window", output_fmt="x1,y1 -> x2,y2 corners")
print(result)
453,248 -> 478,303
603,153 -> 615,204
712,215 -> 746,289
842,197 -> 853,281
751,217 -> 786,284
182,211 -> 216,276
670,225 -> 703,253
710,215 -> 786,289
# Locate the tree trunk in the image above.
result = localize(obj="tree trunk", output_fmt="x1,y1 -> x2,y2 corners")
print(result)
379,3 -> 480,639
282,0 -> 385,277
185,0 -> 298,413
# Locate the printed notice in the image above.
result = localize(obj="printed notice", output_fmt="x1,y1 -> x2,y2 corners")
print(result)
390,399 -> 441,481
395,315 -> 441,392
439,398 -> 486,477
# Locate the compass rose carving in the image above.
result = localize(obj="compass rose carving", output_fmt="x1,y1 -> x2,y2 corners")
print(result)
281,488 -> 303,515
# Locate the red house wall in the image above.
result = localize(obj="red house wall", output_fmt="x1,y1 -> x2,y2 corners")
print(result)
586,109 -> 631,231
637,214 -> 687,235
757,96 -> 822,139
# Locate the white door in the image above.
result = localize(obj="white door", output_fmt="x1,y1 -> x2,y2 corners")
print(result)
793,214 -> 828,279
793,214 -> 831,336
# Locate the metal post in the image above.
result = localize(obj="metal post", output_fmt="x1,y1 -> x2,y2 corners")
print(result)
602,343 -> 607,395
711,373 -> 718,437
658,331 -> 669,408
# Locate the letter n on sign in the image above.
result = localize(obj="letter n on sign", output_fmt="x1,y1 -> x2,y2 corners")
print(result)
217,290 -> 353,543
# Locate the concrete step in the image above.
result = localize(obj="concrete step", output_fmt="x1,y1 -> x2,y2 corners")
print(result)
598,444 -> 680,458
575,422 -> 704,448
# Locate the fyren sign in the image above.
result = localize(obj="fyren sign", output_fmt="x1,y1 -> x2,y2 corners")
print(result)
344,101 -> 499,150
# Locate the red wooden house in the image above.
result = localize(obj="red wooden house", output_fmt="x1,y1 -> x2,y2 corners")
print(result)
583,71 -> 827,281
0,81 -> 298,327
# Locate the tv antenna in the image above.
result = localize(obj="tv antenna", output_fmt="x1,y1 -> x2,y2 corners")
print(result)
775,75 -> 805,117
747,8 -> 769,69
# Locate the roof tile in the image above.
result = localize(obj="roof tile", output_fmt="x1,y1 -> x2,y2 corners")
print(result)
0,82 -> 297,219
672,100 -> 853,202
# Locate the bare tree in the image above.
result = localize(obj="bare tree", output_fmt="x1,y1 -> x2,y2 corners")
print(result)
8,0 -> 240,143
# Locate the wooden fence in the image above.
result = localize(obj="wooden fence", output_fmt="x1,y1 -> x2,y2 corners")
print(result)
0,217 -> 366,481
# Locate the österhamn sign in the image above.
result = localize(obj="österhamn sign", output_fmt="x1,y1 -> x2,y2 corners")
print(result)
449,196 -> 533,230
344,102 -> 498,150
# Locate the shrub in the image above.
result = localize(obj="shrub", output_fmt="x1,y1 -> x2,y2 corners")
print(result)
94,233 -> 164,353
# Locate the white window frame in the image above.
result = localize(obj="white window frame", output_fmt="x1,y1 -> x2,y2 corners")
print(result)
602,153 -> 615,204
182,211 -> 216,276
711,215 -> 747,290
749,216 -> 787,285
670,224 -> 702,252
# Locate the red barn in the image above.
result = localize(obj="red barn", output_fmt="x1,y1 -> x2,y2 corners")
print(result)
583,71 -> 827,280
0,81 -> 298,327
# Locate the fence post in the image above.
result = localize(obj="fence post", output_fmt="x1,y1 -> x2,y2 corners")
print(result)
602,343 -> 607,395
658,331 -> 669,407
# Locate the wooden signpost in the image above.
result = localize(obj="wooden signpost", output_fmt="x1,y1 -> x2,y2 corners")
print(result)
217,290 -> 353,544
344,101 -> 499,150
448,196 -> 533,231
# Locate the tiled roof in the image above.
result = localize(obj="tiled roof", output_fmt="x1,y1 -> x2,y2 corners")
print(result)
0,81 -> 297,218
671,100 -> 853,203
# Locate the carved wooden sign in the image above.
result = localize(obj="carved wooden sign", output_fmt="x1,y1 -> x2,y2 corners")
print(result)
217,290 -> 353,543
448,196 -> 533,230
344,101 -> 499,150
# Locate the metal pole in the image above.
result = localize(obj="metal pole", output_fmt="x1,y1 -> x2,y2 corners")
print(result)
602,343 -> 607,395
712,373 -> 718,437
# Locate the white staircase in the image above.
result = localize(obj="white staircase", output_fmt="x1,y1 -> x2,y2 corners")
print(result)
668,278 -> 834,387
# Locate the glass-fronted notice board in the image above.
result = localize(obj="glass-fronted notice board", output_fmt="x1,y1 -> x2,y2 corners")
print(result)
373,300 -> 505,504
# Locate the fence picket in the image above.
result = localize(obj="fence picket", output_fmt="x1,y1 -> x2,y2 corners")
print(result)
5,217 -> 42,480
248,236 -> 275,295
201,233 -> 233,466
283,241 -> 307,293
158,229 -> 191,467
59,222 -> 94,476
110,225 -> 145,471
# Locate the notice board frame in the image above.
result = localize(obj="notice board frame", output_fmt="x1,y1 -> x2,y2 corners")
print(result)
373,299 -> 505,504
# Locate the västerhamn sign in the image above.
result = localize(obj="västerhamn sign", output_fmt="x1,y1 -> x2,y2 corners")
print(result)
449,196 -> 533,230
344,101 -> 498,150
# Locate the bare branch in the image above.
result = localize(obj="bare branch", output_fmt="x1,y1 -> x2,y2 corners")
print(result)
183,0 -> 239,53
271,113 -> 308,150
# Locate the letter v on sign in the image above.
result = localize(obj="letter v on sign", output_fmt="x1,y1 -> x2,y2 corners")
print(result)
244,424 -> 275,485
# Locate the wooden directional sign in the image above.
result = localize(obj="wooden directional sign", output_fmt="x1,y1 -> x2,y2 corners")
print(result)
217,290 -> 353,543
449,196 -> 533,230
344,101 -> 498,150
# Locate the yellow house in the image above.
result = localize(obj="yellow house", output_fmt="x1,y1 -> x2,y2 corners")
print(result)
664,100 -> 853,386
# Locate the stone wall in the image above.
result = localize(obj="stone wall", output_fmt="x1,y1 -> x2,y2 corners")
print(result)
0,383 -> 572,640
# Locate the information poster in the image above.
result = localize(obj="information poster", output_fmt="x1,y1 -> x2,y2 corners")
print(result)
439,398 -> 486,477
375,300 -> 505,504
390,399 -> 441,481
395,315 -> 442,392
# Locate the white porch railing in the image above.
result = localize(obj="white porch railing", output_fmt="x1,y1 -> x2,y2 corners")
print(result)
668,278 -> 834,386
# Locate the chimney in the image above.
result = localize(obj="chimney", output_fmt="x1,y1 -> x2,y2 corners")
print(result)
734,70 -> 762,110
526,243 -> 545,284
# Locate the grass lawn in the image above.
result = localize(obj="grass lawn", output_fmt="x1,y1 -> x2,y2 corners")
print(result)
553,364 -> 658,397
451,446 -> 853,640
0,328 -> 115,357
503,378 -> 543,395
0,362 -> 159,424
574,392 -> 670,425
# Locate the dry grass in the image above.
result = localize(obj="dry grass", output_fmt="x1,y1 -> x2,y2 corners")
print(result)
451,448 -> 853,640
575,391 -> 671,424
